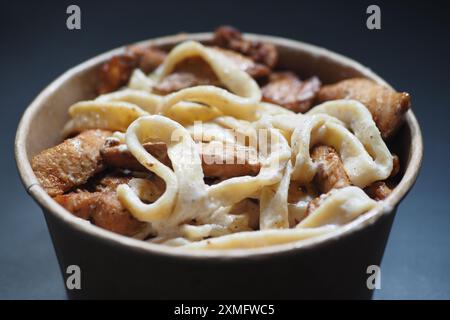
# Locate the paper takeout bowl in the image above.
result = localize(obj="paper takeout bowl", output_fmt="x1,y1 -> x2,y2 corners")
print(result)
15,33 -> 422,299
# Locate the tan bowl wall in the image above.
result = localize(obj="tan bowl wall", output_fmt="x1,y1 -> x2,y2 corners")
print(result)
15,33 -> 422,299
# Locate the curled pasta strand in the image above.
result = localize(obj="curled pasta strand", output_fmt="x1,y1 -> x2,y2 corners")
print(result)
257,102 -> 297,117
65,41 -> 262,136
180,224 -> 230,241
155,41 -> 261,120
63,101 -> 148,135
117,115 -> 208,227
268,112 -> 341,137
213,116 -> 258,145
186,122 -> 237,144
180,225 -> 337,250
259,161 -> 292,230
297,186 -> 377,228
180,212 -> 251,241
53,38 -> 401,250
157,41 -> 261,102
96,88 -> 221,124
128,69 -> 155,91
96,89 -> 161,114
178,187 -> 375,249
159,85 -> 259,121
207,127 -> 291,207
290,101 -> 392,187
307,99 -> 392,178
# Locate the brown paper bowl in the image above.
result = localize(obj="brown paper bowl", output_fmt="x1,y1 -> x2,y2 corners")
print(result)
15,33 -> 422,299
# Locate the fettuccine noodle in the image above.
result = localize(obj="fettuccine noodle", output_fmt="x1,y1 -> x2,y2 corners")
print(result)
64,40 -> 392,249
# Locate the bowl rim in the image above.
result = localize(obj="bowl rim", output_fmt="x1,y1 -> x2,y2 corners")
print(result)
15,32 -> 423,259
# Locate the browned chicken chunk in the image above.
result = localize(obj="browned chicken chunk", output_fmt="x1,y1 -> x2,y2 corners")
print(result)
98,26 -> 275,96
90,191 -> 147,236
101,140 -> 171,171
97,54 -> 137,95
54,191 -> 96,220
316,78 -> 411,139
212,47 -> 270,78
213,25 -> 278,68
97,46 -> 167,94
54,191 -> 146,236
153,57 -> 222,95
364,181 -> 392,201
262,72 -> 321,113
94,173 -> 133,193
31,130 -> 111,196
126,44 -> 167,74
101,141 -> 261,178
200,142 -> 260,178
311,145 -> 351,194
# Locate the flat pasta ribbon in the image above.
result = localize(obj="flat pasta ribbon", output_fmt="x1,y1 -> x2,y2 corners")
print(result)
289,100 -> 393,187
60,41 -> 397,249
117,115 -> 208,231
63,101 -> 148,136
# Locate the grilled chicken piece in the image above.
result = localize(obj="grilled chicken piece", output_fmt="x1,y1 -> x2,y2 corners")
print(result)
316,78 -> 411,139
262,72 -> 321,113
94,173 -> 134,193
311,145 -> 351,194
54,190 -> 146,236
97,54 -> 137,95
89,191 -> 147,236
31,130 -> 111,196
126,44 -> 167,74
213,25 -> 278,68
98,26 -> 275,95
153,72 -> 218,95
54,191 -> 96,220
211,47 -> 270,78
101,141 -> 261,178
200,141 -> 260,178
153,57 -> 222,95
364,181 -> 392,201
101,140 -> 171,171
302,145 -> 352,216
97,45 -> 166,94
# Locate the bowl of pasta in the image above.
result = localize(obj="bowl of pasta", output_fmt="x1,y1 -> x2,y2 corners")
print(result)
15,26 -> 422,299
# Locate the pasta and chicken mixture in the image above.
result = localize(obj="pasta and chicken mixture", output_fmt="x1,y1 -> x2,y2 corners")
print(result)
31,26 -> 410,249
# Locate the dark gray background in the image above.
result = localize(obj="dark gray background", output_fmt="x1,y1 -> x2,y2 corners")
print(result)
1,0 -> 449,299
